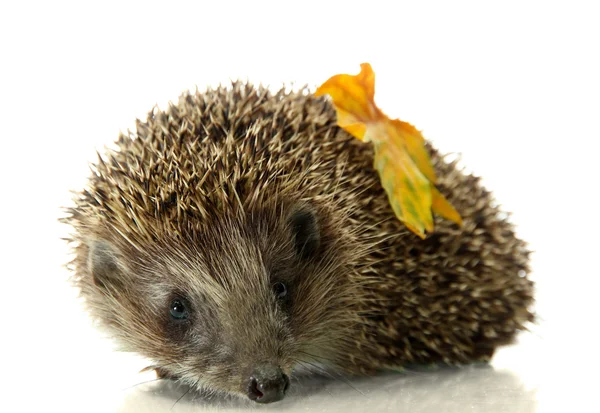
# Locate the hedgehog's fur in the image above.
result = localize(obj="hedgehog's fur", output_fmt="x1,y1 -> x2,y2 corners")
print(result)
64,82 -> 533,401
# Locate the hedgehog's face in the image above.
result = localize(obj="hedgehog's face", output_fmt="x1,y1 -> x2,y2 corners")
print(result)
85,202 -> 360,403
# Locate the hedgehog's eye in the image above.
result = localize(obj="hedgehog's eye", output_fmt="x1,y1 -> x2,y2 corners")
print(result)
169,299 -> 189,320
273,282 -> 287,299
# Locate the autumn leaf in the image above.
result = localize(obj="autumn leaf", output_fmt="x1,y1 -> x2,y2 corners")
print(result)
315,63 -> 462,238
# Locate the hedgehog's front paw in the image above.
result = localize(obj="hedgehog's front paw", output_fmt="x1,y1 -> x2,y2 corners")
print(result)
155,367 -> 178,380
140,365 -> 178,380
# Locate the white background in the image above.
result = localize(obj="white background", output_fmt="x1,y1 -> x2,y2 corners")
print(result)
1,1 -> 599,412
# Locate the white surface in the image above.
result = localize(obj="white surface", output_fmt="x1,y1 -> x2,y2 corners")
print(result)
1,1 -> 599,412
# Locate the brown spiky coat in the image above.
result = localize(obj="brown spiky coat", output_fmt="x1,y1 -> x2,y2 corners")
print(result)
65,83 -> 533,397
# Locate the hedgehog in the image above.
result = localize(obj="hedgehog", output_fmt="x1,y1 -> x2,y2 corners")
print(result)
63,82 -> 534,404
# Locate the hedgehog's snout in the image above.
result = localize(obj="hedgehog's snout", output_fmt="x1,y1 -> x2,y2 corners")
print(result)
246,364 -> 290,403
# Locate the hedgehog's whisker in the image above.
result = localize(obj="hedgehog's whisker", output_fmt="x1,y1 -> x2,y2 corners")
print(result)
121,377 -> 164,392
294,359 -> 361,396
293,358 -> 365,397
171,378 -> 199,411
296,350 -> 338,366
290,363 -> 334,398
125,364 -> 200,394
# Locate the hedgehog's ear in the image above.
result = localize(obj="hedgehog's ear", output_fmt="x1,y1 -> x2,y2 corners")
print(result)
88,240 -> 124,291
288,205 -> 321,259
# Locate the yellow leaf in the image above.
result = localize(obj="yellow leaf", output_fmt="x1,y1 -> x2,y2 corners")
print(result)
391,119 -> 437,183
316,63 -> 381,141
374,140 -> 433,239
431,186 -> 463,226
316,63 -> 462,237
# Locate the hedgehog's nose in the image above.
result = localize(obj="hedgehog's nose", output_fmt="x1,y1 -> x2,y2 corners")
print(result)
247,364 -> 290,403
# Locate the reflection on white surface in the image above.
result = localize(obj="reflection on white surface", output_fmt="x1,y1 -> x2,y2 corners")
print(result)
119,365 -> 536,413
